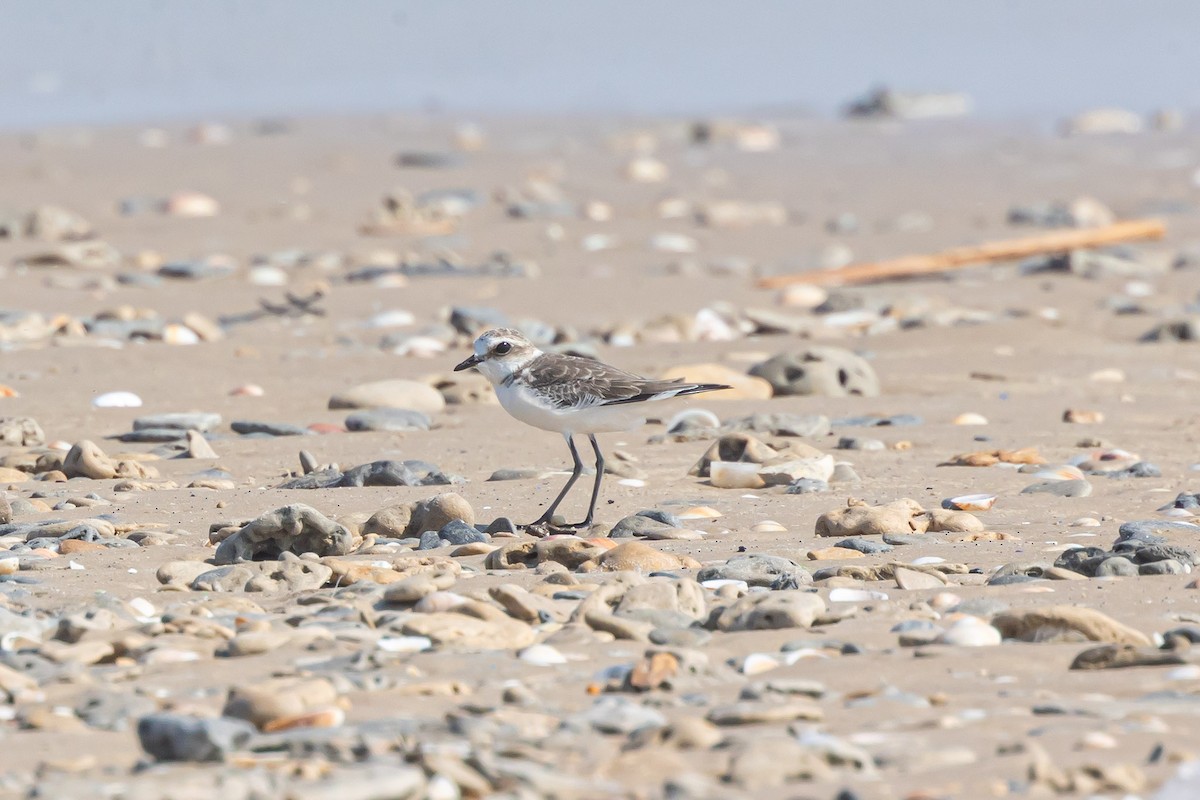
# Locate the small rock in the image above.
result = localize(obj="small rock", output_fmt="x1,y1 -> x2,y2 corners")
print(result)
137,714 -> 255,762
328,379 -> 446,414
992,605 -> 1151,645
344,408 -> 432,432
213,504 -> 354,563
749,346 -> 880,397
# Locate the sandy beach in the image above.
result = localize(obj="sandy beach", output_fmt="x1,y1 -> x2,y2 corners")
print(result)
1,111 -> 1200,799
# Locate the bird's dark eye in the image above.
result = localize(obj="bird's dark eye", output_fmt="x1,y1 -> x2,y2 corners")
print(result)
494,341 -> 512,355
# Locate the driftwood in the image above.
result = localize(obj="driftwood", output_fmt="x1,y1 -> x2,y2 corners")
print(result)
757,219 -> 1167,289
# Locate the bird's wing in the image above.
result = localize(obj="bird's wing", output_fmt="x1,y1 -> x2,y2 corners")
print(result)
518,352 -> 684,409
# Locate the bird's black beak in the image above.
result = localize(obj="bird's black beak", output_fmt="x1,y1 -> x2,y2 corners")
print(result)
454,354 -> 483,372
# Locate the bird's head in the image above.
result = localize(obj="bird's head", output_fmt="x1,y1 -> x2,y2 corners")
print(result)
454,328 -> 540,383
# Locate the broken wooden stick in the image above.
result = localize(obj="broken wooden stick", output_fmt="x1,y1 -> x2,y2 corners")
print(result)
757,218 -> 1167,289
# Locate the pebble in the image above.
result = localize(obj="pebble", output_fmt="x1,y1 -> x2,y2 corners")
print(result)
328,379 -> 446,414
937,617 -> 1002,646
1021,479 -> 1093,497
137,713 -> 256,762
749,347 -> 880,397
92,391 -> 143,408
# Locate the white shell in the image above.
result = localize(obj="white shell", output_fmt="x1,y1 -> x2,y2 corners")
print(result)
162,324 -> 200,345
946,493 -> 997,512
376,636 -> 432,653
937,618 -> 1002,647
1031,464 -> 1086,481
517,644 -> 567,666
828,588 -> 888,603
739,653 -> 781,675
700,578 -> 748,591
953,413 -> 988,426
92,391 -> 143,408
667,408 -> 720,433
709,461 -> 766,489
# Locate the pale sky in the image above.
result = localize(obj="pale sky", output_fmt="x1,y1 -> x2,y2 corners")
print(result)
1,0 -> 1196,127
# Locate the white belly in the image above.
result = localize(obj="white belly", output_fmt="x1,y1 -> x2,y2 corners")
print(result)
496,382 -> 645,434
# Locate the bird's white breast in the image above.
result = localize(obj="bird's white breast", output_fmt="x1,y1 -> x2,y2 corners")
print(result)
494,382 -> 643,434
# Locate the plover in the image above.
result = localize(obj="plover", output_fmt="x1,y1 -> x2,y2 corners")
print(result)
455,328 -> 730,528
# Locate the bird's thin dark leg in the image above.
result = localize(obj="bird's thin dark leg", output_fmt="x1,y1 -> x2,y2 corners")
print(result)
570,434 -> 605,528
526,433 -> 582,526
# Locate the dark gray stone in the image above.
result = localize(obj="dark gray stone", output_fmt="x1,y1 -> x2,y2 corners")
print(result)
1156,493 -> 1200,512
484,517 -> 518,535
133,413 -> 222,432
137,713 -> 256,762
1094,556 -> 1139,577
114,428 -> 188,443
231,420 -> 310,437
158,260 -> 236,281
835,537 -> 893,555
635,509 -> 683,528
344,409 -> 431,432
1119,520 -> 1200,542
610,515 -> 677,538
1140,559 -> 1187,576
417,531 -> 443,550
1104,461 -> 1161,479
437,520 -> 487,546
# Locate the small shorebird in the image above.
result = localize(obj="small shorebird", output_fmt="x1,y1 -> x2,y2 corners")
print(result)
455,328 -> 730,528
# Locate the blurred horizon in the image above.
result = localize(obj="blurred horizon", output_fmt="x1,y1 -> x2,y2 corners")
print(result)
2,0 -> 1198,129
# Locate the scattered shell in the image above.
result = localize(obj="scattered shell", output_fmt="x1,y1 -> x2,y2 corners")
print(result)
649,233 -> 698,254
1089,368 -> 1126,383
778,284 -> 828,310
0,385 -> 18,398
700,579 -> 748,592
709,461 -> 766,490
262,707 -> 346,733
414,592 -> 468,613
739,653 -> 781,675
625,156 -> 668,183
230,384 -> 265,397
162,324 -> 201,346
678,506 -> 722,520
944,494 -> 997,512
937,617 -> 1002,647
1078,731 -> 1118,750
953,413 -> 988,425
93,391 -> 143,408
248,266 -> 289,286
518,644 -> 568,666
0,558 -> 17,576
910,556 -> 946,565
1063,408 -> 1104,424
617,478 -> 646,488
1031,464 -> 1086,481
667,408 -> 720,433
828,588 -> 888,603
929,592 -> 963,613
164,191 -> 220,218
376,636 -> 433,653
752,520 -> 787,533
